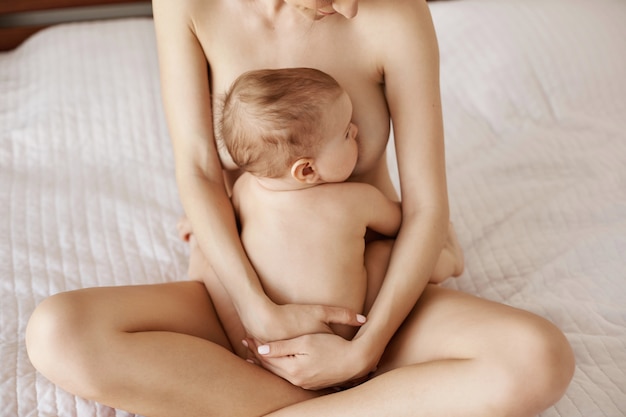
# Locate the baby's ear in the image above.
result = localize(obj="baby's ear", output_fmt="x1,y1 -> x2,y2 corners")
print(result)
291,158 -> 321,184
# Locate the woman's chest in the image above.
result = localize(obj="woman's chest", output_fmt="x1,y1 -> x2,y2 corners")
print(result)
209,45 -> 391,177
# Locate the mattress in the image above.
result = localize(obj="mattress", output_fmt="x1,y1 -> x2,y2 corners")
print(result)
1,0 -> 625,416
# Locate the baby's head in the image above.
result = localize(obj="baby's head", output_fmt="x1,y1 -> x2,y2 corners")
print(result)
221,67 -> 357,181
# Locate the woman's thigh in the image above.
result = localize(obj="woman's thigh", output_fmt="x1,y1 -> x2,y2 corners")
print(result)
368,285 -> 574,416
27,281 -> 322,417
26,281 -> 233,386
376,284 -> 574,397
72,281 -> 228,344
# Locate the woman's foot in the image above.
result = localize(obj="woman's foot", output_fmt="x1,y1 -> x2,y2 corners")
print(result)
177,215 -> 192,242
447,222 -> 465,277
430,222 -> 465,283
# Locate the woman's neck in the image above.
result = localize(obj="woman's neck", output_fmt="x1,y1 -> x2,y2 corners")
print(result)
252,0 -> 319,23
252,0 -> 284,17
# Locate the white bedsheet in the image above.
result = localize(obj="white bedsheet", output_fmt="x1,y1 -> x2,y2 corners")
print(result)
1,0 -> 625,416
433,1 -> 626,416
1,18 -> 184,417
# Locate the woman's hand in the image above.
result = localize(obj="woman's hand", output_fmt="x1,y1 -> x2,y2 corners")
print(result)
244,302 -> 367,344
244,332 -> 378,390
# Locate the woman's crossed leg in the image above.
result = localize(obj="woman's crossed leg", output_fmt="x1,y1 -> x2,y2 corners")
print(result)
26,281 -> 318,417
266,285 -> 574,417
26,281 -> 573,417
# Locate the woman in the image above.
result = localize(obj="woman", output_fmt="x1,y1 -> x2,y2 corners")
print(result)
26,1 -> 574,416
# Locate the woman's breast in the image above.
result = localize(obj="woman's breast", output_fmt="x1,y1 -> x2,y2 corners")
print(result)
211,67 -> 394,194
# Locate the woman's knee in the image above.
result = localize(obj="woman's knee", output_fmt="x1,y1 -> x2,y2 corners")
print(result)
490,312 -> 575,415
26,290 -> 107,397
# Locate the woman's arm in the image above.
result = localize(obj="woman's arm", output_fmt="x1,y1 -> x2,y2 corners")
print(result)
354,0 -> 449,364
153,0 -> 267,327
152,0 -> 363,342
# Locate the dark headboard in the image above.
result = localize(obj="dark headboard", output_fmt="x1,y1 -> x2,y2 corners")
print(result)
0,0 -> 152,50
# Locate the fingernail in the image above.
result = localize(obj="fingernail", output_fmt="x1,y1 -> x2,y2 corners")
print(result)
257,345 -> 270,355
246,359 -> 255,364
241,339 -> 249,348
357,314 -> 367,323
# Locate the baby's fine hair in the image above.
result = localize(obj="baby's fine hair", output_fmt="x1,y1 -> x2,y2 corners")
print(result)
220,67 -> 343,178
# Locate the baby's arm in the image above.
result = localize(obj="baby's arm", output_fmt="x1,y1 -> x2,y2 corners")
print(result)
352,183 -> 402,238
349,183 -> 462,288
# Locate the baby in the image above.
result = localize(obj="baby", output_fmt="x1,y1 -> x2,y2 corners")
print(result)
182,67 -> 462,357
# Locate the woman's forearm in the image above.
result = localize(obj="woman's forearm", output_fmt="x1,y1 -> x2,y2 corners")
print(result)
177,170 -> 271,321
355,205 -> 449,358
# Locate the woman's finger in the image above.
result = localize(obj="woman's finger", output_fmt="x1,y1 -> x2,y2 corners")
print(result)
256,338 -> 303,359
319,305 -> 366,327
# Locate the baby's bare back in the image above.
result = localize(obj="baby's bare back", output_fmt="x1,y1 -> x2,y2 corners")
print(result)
235,175 -> 370,340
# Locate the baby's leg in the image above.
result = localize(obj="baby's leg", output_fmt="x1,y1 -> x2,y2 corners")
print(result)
363,223 -> 464,310
363,239 -> 394,314
430,222 -> 465,283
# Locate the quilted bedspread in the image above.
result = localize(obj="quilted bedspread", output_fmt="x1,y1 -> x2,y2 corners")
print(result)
1,0 -> 625,416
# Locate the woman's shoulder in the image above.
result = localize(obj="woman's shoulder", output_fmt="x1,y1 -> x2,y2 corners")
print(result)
350,0 -> 437,55
358,0 -> 430,23
153,0 -> 223,27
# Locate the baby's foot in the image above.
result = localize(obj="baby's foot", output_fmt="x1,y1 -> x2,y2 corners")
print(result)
176,216 -> 193,242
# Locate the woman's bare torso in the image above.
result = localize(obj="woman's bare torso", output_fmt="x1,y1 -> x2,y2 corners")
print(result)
190,0 -> 398,200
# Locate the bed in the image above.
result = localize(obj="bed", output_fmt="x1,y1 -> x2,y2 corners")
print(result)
1,0 -> 624,416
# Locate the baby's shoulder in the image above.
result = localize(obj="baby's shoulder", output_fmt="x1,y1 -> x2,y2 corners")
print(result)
315,182 -> 383,205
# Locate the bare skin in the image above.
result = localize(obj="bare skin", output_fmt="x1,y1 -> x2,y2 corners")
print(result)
155,0 -> 452,364
229,93 -> 387,320
220,164 -> 401,345
25,0 -> 575,416
179,78 -> 464,357
207,83 -> 460,348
